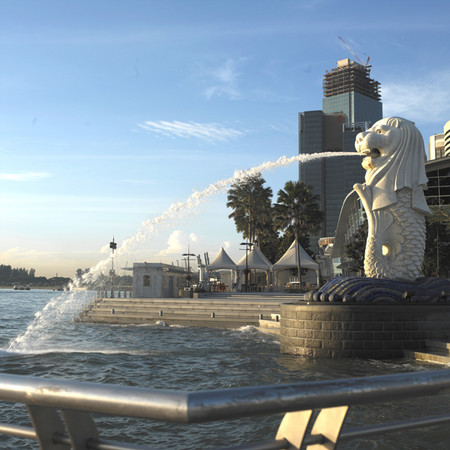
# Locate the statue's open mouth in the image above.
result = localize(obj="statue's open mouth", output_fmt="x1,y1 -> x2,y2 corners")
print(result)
359,148 -> 381,159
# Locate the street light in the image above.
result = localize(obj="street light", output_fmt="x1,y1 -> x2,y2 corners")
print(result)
182,246 -> 195,288
109,237 -> 117,298
240,242 -> 254,292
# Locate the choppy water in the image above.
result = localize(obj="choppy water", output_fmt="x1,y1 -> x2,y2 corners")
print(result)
0,289 -> 449,449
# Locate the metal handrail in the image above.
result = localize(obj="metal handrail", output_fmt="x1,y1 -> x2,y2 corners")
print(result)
0,369 -> 449,449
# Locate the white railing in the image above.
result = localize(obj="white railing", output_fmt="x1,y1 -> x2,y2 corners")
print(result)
0,369 -> 449,449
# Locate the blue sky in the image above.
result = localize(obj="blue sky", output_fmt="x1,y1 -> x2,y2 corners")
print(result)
1,0 -> 450,278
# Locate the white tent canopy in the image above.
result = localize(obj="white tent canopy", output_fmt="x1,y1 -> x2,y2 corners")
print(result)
273,240 -> 319,271
207,247 -> 237,270
237,245 -> 272,270
236,245 -> 272,291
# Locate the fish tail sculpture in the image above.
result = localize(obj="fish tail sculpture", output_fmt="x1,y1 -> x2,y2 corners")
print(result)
354,117 -> 431,281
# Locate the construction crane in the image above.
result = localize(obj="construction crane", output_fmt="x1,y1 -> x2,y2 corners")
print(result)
338,36 -> 370,66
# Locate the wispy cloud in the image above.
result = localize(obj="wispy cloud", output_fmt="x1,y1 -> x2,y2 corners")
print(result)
382,68 -> 450,123
203,58 -> 243,100
138,120 -> 245,142
0,172 -> 51,181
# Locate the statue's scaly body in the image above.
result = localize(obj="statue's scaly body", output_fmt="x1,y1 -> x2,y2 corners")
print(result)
362,188 -> 425,279
354,117 -> 431,281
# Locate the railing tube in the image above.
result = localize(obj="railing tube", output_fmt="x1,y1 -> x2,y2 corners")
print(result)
185,369 -> 450,423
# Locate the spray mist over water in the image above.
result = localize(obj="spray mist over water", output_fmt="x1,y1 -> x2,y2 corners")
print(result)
6,290 -> 95,353
6,151 -> 358,353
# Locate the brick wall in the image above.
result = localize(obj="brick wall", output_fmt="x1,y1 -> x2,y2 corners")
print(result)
280,303 -> 450,359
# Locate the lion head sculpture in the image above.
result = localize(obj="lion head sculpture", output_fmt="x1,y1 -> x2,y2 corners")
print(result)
355,117 -> 431,215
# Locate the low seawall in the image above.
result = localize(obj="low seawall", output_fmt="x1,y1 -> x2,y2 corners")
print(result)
280,302 -> 450,359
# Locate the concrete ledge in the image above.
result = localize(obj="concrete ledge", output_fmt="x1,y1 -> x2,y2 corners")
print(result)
280,302 -> 450,359
403,350 -> 450,364
258,319 -> 280,336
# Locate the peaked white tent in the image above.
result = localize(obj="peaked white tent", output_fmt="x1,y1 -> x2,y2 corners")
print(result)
236,245 -> 272,270
273,240 -> 319,287
206,248 -> 237,291
237,245 -> 272,291
207,247 -> 237,270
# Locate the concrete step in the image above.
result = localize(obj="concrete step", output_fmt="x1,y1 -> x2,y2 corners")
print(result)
88,305 -> 280,314
403,349 -> 450,364
83,299 -> 282,314
404,340 -> 450,364
77,314 -> 260,328
425,340 -> 450,354
85,314 -> 275,323
258,319 -> 280,336
91,298 -> 284,307
77,296 -> 283,328
88,300 -> 282,307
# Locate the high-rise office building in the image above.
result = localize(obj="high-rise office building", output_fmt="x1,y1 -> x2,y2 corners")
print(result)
322,58 -> 381,122
428,120 -> 450,160
299,59 -> 383,238
429,133 -> 445,160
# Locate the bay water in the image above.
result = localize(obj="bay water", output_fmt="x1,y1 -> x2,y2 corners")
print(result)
0,289 -> 449,449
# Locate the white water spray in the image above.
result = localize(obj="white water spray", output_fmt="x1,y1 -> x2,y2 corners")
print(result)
7,151 -> 358,352
7,290 -> 94,352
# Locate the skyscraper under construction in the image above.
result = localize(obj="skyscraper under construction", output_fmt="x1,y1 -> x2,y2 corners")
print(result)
299,59 -> 382,239
322,58 -> 381,122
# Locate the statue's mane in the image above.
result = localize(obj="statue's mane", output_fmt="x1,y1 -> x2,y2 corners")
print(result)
365,117 -> 431,214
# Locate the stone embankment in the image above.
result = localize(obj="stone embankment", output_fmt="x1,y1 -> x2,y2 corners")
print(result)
76,292 -> 302,331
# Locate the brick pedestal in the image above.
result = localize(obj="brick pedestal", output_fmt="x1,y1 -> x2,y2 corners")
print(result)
280,302 -> 450,359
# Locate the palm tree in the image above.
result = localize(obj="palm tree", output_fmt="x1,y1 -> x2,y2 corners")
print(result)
226,173 -> 273,244
273,181 -> 322,287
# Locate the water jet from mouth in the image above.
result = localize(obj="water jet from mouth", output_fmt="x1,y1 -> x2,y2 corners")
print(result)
80,151 -> 359,286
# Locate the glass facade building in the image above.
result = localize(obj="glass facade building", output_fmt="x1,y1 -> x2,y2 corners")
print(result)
299,59 -> 383,239
323,92 -> 382,124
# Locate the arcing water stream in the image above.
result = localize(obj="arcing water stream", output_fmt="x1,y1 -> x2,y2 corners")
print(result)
83,151 -> 358,284
8,151 -> 358,352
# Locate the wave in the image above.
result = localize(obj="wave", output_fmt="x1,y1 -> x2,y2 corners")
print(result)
1,347 -> 161,357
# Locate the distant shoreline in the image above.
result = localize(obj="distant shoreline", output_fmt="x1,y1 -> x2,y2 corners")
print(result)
0,286 -> 62,290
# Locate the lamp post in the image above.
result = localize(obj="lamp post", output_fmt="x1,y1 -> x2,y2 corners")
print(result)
240,242 -> 253,292
182,246 -> 195,288
109,237 -> 117,298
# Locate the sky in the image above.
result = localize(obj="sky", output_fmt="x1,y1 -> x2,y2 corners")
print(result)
1,0 -> 450,278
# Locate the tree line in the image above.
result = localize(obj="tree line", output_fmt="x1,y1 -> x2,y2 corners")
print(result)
0,264 -> 71,287
0,264 -> 133,289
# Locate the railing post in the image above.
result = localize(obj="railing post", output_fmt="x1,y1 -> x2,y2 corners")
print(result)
307,406 -> 348,449
275,405 -> 348,449
275,410 -> 313,449
27,405 -> 66,450
61,409 -> 99,449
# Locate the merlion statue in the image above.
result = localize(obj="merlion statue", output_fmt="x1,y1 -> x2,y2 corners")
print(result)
354,117 -> 431,280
